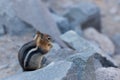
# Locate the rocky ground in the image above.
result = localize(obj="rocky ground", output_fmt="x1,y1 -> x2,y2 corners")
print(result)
0,0 -> 120,80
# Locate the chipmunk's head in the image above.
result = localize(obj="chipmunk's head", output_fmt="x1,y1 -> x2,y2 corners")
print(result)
34,31 -> 53,53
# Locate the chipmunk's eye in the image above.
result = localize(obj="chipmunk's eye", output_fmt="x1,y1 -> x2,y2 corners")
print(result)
47,37 -> 51,41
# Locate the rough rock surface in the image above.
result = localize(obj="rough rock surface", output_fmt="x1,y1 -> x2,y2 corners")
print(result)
63,2 -> 101,32
0,26 -> 6,36
0,35 -> 32,79
42,0 -> 120,37
12,0 -> 67,48
51,13 -> 83,35
51,13 -> 70,33
96,67 -> 120,80
67,51 -> 99,80
84,27 -> 115,55
60,30 -> 117,67
2,61 -> 72,80
60,30 -> 100,52
112,33 -> 120,54
0,0 -> 35,36
46,48 -> 76,62
113,54 -> 120,67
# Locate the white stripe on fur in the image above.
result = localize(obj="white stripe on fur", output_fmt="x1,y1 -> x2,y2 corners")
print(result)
24,47 -> 38,68
33,34 -> 37,40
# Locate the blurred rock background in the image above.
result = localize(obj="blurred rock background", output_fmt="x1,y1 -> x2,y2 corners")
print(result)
0,0 -> 120,80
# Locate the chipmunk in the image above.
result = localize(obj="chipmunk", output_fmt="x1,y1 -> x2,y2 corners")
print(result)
18,31 -> 52,71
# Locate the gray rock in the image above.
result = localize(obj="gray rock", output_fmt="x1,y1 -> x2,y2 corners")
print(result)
84,27 -> 115,55
0,62 -> 22,79
12,0 -> 67,48
0,35 -> 32,79
47,49 -> 102,80
94,53 -> 118,68
43,0 -> 74,15
96,67 -> 120,80
2,61 -> 72,80
112,33 -> 120,54
109,7 -> 118,15
13,0 -> 58,34
61,30 -> 117,68
46,32 -> 104,80
118,0 -> 120,5
113,15 -> 120,22
64,2 -> 101,32
0,26 -> 6,36
0,64 -> 9,70
51,43 -> 61,51
51,13 -> 70,33
73,25 -> 83,36
112,33 -> 120,64
46,48 -> 76,62
0,0 -> 35,36
60,30 -> 99,52
46,45 -> 111,80
0,0 -> 14,18
5,17 -> 35,36
113,54 -> 120,67
67,51 -> 100,80
51,13 -> 83,35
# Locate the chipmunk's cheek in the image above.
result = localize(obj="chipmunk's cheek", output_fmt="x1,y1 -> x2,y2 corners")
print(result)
46,46 -> 52,52
46,48 -> 50,52
49,44 -> 53,49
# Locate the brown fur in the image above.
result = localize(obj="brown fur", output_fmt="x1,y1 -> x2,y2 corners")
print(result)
34,31 -> 53,53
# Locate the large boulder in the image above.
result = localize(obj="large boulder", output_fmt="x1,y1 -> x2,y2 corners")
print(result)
42,0 -> 74,15
113,54 -> 120,67
112,33 -> 120,54
46,31 -> 117,80
96,67 -> 120,80
51,13 -> 70,33
0,35 -> 32,79
51,12 -> 82,35
84,27 -> 115,55
63,2 -> 101,32
0,26 -> 6,36
60,30 -> 99,52
66,50 -> 101,80
60,30 -> 117,68
46,48 -> 76,62
2,61 -> 72,80
0,0 -> 35,36
12,0 -> 67,48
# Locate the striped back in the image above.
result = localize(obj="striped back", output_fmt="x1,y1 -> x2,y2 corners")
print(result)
18,41 -> 36,69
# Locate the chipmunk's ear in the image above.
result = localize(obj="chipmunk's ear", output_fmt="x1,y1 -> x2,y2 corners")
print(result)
33,31 -> 41,40
33,31 -> 42,47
